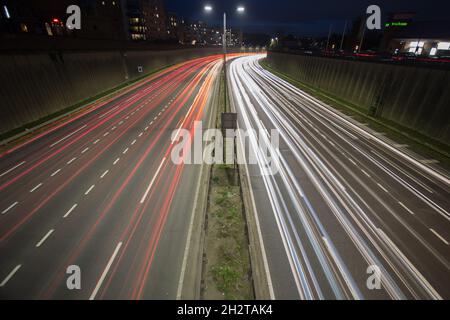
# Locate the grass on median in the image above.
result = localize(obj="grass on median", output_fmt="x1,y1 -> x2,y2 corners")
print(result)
201,70 -> 254,300
260,58 -> 450,171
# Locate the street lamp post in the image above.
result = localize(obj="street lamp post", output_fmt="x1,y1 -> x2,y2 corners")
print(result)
205,4 -> 245,112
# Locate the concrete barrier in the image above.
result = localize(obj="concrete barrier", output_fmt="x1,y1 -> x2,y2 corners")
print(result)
0,48 -> 228,135
266,51 -> 450,145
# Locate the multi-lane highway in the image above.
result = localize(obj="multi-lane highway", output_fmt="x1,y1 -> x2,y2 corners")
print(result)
229,54 -> 450,300
0,54 -> 222,299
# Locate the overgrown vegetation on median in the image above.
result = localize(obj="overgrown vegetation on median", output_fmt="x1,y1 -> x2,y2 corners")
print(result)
201,69 -> 254,300
260,58 -> 450,170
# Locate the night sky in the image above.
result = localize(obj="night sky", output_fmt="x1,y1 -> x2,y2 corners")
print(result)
165,0 -> 450,36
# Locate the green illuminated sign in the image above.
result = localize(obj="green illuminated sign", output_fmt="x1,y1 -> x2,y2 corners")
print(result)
385,22 -> 409,27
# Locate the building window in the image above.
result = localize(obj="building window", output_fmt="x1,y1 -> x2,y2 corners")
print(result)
437,42 -> 450,50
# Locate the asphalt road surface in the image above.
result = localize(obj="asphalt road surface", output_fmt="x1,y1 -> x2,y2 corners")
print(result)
229,54 -> 450,300
0,55 -> 222,299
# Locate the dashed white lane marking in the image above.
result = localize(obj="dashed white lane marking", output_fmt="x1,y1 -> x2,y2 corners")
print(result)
0,265 -> 21,287
398,202 -> 415,215
2,202 -> 18,214
111,126 -> 117,131
377,183 -> 389,193
123,148 -> 129,154
67,158 -> 77,165
131,140 -> 136,145
429,229 -> 449,245
118,121 -> 124,125
140,157 -> 166,204
93,139 -> 100,145
64,204 -> 78,218
153,117 -> 158,121
89,242 -> 123,300
347,158 -> 357,166
50,125 -> 87,148
30,183 -> 43,193
100,170 -> 109,179
125,116 -> 130,120
150,121 -> 154,125
0,161 -> 26,178
103,132 -> 109,137
51,169 -> 61,177
113,158 -> 120,165
138,132 -> 143,138
36,229 -> 54,247
361,169 -> 371,178
81,147 -> 89,154
85,185 -> 95,195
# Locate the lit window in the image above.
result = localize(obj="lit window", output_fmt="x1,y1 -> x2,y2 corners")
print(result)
437,42 -> 450,50
409,41 -> 424,48
430,48 -> 437,56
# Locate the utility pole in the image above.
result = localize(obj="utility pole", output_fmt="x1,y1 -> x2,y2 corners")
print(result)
223,12 -> 227,112
340,20 -> 347,51
359,23 -> 366,52
325,24 -> 332,52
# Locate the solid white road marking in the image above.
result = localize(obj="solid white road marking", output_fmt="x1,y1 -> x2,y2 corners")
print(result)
2,202 -> 18,214
0,161 -> 26,178
36,229 -> 54,247
30,183 -> 43,193
89,242 -> 123,300
0,265 -> 21,287
429,229 -> 449,245
140,158 -> 166,204
50,125 -> 87,148
85,185 -> 95,195
63,204 -> 78,218
51,169 -> 61,177
398,202 -> 415,215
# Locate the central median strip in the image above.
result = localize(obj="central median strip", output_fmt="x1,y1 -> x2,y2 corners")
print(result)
200,69 -> 255,300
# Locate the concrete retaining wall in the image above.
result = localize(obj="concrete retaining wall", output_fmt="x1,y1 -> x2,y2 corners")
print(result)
266,51 -> 450,144
0,48 -> 226,135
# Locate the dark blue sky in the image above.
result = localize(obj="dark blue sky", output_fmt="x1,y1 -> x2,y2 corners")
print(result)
165,0 -> 450,36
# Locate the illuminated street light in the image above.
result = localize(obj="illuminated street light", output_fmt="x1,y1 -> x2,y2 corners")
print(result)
204,3 -> 246,112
